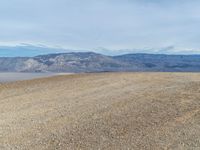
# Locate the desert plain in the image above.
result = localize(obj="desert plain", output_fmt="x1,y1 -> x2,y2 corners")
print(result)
0,72 -> 199,149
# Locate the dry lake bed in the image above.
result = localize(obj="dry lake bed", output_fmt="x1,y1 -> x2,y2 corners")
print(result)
0,72 -> 69,83
0,72 -> 199,149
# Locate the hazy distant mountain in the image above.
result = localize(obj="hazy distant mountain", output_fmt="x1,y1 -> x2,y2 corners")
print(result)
114,54 -> 200,72
0,44 -> 65,57
0,52 -> 128,73
1,52 -> 200,72
1,45 -> 200,57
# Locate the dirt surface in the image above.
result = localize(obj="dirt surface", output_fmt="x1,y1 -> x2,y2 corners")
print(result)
0,72 -> 200,150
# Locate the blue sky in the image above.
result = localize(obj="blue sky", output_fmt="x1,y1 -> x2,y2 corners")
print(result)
1,0 -> 200,55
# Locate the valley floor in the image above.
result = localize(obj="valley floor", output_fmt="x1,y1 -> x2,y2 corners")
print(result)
0,72 -> 62,83
0,73 -> 200,149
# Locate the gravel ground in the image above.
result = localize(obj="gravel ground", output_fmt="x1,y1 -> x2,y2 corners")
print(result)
0,72 -> 200,150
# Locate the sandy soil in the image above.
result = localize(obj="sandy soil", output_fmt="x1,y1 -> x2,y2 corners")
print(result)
0,72 -> 200,150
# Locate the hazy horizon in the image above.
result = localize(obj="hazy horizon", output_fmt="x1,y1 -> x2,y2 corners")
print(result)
1,44 -> 200,57
0,72 -> 59,83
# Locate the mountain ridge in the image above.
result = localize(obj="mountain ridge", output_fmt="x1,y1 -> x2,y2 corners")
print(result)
1,45 -> 200,57
1,52 -> 200,72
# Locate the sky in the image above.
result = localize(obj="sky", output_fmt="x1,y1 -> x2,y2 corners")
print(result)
1,0 -> 200,55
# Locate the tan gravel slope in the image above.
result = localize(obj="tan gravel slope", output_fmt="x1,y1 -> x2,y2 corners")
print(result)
0,73 -> 200,149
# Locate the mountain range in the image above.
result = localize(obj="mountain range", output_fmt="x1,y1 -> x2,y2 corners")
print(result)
1,45 -> 200,57
1,52 -> 200,72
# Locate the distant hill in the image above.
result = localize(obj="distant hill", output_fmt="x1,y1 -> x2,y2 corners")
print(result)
1,52 -> 200,72
114,53 -> 200,72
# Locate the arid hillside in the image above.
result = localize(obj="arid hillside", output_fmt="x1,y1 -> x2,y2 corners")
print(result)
0,73 -> 200,149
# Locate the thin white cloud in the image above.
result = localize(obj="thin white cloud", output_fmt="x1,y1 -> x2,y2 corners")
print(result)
0,0 -> 200,52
